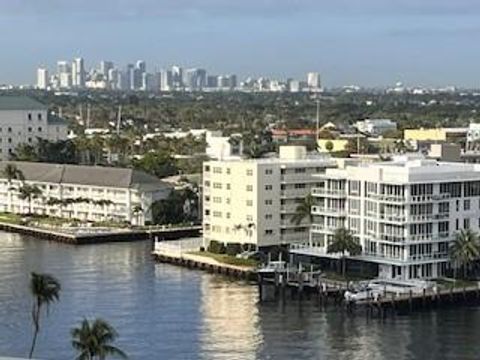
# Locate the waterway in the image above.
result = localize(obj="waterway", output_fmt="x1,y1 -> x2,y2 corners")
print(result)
0,232 -> 479,359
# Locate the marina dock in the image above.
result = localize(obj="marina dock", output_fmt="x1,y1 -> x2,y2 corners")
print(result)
152,238 -> 256,279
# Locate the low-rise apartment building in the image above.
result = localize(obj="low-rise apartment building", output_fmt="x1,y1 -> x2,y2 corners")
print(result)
0,96 -> 69,159
305,155 -> 480,280
0,162 -> 171,225
202,146 -> 336,248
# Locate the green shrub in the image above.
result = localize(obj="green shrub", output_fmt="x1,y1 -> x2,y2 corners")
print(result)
208,240 -> 226,254
225,243 -> 243,256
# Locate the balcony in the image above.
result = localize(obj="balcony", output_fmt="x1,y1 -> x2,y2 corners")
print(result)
311,188 -> 346,198
378,213 -> 407,223
369,194 -> 405,203
409,193 -> 450,203
311,205 -> 346,217
280,189 -> 311,198
311,224 -> 338,233
408,252 -> 449,262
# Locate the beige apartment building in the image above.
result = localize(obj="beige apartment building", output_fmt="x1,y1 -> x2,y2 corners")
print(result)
202,146 -> 336,248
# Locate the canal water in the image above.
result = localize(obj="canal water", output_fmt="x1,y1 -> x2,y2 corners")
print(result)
0,232 -> 479,360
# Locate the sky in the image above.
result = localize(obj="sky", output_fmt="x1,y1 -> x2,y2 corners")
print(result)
1,0 -> 480,87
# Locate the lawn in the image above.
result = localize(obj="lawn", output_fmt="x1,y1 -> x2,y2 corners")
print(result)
188,251 -> 259,268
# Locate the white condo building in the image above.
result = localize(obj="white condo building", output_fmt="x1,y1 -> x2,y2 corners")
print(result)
37,68 -> 49,90
0,162 -> 171,225
0,96 -> 69,159
303,156 -> 480,280
202,146 -> 336,248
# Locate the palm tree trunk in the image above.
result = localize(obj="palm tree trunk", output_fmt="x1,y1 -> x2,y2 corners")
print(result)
29,306 -> 40,358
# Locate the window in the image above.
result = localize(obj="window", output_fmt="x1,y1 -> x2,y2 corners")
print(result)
226,184 -> 231,190
265,214 -> 272,220
246,215 -> 253,221
246,185 -> 253,192
465,199 -> 471,211
213,197 -> 222,203
38,127 -> 42,132
246,200 -> 253,206
213,211 -> 222,218
213,182 -> 222,189
464,218 -> 470,229
38,113 -> 42,121
204,165 -> 210,172
294,183 -> 306,189
294,168 -> 306,173
265,199 -> 273,205
265,185 -> 273,190
28,113 -> 32,120
226,198 -> 230,204
7,138 -> 11,143
265,230 -> 273,235
246,169 -> 253,176
226,168 -> 231,175
456,219 -> 460,230
213,167 -> 222,174
265,169 -> 273,175
226,212 -> 230,219
7,127 -> 11,133
28,138 -> 32,143
28,127 -> 32,132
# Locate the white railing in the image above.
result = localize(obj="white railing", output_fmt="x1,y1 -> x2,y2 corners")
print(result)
311,205 -> 346,216
408,252 -> 449,262
311,188 -> 346,197
154,237 -> 203,256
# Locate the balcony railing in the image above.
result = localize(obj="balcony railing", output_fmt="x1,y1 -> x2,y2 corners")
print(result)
311,188 -> 346,197
311,205 -> 346,216
408,252 -> 449,262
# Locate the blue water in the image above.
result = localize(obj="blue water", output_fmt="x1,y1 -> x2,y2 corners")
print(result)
0,232 -> 479,359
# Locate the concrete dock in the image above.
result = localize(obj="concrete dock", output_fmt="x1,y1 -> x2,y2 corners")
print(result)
0,222 -> 201,244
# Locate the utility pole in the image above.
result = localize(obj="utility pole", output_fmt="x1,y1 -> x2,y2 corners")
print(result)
116,105 -> 122,135
86,103 -> 91,129
315,97 -> 320,139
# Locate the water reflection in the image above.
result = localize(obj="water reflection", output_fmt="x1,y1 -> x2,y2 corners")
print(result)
199,277 -> 262,360
1,233 -> 480,359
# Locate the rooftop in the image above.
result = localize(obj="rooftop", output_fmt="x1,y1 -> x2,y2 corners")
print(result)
0,96 -> 47,111
0,161 -> 171,191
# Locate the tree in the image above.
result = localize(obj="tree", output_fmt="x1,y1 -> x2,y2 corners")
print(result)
3,164 -> 24,212
325,140 -> 334,152
95,199 -> 114,222
327,227 -> 362,277
132,204 -> 143,226
29,272 -> 61,358
132,151 -> 177,178
18,184 -> 43,215
449,229 -> 480,280
290,194 -> 314,225
71,318 -> 127,360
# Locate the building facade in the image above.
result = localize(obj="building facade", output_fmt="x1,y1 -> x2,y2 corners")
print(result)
307,156 -> 480,280
0,162 -> 171,225
0,96 -> 69,159
202,146 -> 336,248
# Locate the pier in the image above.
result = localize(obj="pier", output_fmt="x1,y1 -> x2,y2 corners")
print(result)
0,221 -> 201,244
152,238 -> 256,280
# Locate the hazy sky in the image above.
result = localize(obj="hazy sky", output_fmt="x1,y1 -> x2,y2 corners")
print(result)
1,0 -> 480,87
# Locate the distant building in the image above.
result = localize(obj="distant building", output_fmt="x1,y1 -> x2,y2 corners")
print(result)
100,61 -> 114,79
36,68 -> 49,90
0,96 -> 69,159
317,139 -> 349,153
0,161 -> 171,225
307,72 -> 321,90
355,119 -> 397,136
205,131 -> 243,160
271,129 -> 316,144
404,127 -> 467,151
72,57 -> 85,88
202,146 -> 336,248
160,70 -> 172,91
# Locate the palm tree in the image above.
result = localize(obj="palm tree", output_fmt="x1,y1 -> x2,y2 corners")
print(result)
29,272 -> 61,358
327,227 -> 362,277
71,318 -> 127,360
18,184 -> 43,215
3,164 -> 23,212
290,194 -> 314,225
95,199 -> 114,222
450,229 -> 480,280
132,204 -> 143,226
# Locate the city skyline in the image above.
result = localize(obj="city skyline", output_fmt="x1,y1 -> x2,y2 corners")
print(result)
1,0 -> 480,87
